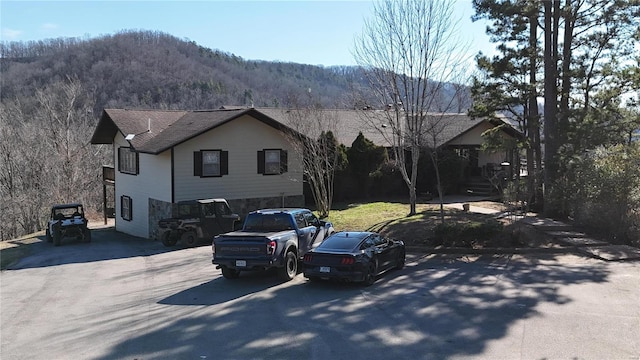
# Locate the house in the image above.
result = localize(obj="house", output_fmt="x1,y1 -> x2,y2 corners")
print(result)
90,108 -> 304,239
256,107 -> 522,181
91,106 -> 521,239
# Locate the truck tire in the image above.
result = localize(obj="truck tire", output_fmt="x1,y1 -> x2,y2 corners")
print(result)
181,231 -> 197,247
46,228 -> 52,243
277,251 -> 298,281
221,267 -> 240,279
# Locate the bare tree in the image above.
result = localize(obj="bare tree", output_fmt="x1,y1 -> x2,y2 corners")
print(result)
283,100 -> 342,218
0,76 -> 108,240
421,114 -> 455,223
35,76 -> 101,205
353,0 -> 471,215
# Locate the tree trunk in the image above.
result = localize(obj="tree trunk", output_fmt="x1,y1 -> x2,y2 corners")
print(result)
528,9 -> 542,211
543,0 -> 560,217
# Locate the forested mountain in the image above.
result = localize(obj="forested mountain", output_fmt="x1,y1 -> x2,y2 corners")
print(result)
1,30 -> 367,112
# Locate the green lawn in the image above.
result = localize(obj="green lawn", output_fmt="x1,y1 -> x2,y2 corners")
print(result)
324,200 -> 512,248
325,201 -> 432,231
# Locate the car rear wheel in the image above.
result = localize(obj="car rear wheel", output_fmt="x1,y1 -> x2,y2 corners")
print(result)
395,250 -> 405,270
363,259 -> 378,286
221,267 -> 240,279
278,251 -> 298,281
181,231 -> 197,247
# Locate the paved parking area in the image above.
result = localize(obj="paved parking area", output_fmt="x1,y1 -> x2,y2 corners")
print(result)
1,228 -> 639,359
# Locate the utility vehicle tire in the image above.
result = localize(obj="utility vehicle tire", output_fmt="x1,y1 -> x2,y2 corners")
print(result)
278,251 -> 298,281
363,259 -> 378,286
83,229 -> 92,243
161,232 -> 177,247
221,267 -> 240,279
53,229 -> 62,246
181,231 -> 198,247
46,228 -> 52,243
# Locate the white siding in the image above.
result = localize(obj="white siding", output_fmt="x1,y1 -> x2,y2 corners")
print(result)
114,133 -> 172,238
173,114 -> 303,202
447,122 -> 494,146
448,122 -> 509,167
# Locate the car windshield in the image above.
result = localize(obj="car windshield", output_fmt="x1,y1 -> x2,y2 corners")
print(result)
316,233 -> 364,251
244,214 -> 293,231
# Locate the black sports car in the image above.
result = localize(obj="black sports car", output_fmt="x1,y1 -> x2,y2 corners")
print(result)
302,231 -> 405,285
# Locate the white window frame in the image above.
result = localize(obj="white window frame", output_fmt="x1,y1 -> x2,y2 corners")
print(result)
264,149 -> 281,175
118,147 -> 138,175
202,150 -> 221,177
121,195 -> 132,221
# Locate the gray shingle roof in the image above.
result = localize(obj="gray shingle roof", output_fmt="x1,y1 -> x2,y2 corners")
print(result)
91,107 -> 521,154
91,108 -> 290,154
256,108 -> 508,148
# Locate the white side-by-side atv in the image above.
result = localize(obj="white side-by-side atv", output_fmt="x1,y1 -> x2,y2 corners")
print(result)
46,203 -> 91,246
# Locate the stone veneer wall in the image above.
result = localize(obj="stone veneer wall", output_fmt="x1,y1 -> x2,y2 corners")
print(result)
147,195 -> 304,240
149,198 -> 172,240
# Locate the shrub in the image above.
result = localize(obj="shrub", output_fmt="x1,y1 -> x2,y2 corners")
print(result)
561,144 -> 640,245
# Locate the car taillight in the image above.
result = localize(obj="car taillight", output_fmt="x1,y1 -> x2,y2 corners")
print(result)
303,254 -> 313,262
341,257 -> 355,265
267,240 -> 277,255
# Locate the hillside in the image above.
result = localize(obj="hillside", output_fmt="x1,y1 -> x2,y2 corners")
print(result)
0,30 -> 367,113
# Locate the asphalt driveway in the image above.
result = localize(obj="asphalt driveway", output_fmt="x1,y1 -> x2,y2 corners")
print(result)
1,227 -> 639,359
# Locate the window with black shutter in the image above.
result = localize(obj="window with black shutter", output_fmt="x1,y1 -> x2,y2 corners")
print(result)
118,147 -> 139,175
257,149 -> 288,175
194,150 -> 228,177
121,195 -> 132,221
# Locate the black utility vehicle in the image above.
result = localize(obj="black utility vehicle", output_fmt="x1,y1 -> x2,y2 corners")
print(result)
158,198 -> 240,247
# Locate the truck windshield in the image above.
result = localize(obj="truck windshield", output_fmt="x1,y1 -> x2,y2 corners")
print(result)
244,214 -> 294,231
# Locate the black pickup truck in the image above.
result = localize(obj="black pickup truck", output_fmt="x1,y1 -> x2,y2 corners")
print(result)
212,208 -> 334,281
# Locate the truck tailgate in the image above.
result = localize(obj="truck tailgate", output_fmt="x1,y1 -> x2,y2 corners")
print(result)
214,235 -> 272,258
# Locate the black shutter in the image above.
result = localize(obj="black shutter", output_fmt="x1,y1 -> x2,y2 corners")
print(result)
193,151 -> 202,176
280,150 -> 288,174
221,151 -> 229,175
134,152 -> 139,175
117,148 -> 123,172
257,150 -> 265,174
